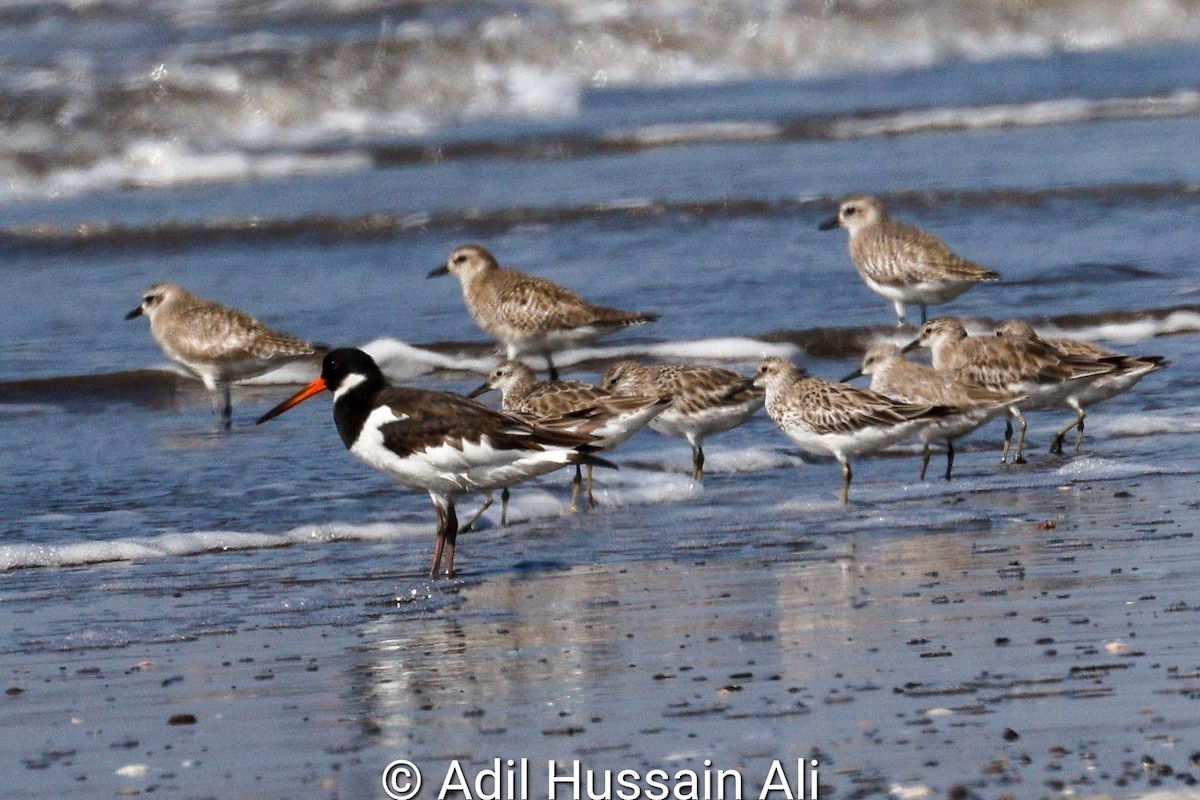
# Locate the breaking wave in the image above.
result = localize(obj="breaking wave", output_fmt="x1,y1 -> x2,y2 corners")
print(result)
3,0 -> 1200,200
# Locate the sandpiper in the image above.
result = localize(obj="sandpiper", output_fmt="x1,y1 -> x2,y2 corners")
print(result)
600,360 -> 764,480
256,348 -> 612,579
126,282 -> 324,430
843,343 -> 1019,480
754,356 -> 948,504
467,360 -> 667,520
819,195 -> 1000,327
907,317 -> 1116,464
429,244 -> 658,380
994,319 -> 1167,453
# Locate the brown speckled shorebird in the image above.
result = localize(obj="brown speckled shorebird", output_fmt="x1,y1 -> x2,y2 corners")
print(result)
600,361 -> 764,481
843,343 -> 1019,480
907,317 -> 1117,464
819,195 -> 1000,327
754,356 -> 948,504
994,319 -> 1167,453
429,244 -> 658,380
126,282 -> 324,430
466,359 -> 667,522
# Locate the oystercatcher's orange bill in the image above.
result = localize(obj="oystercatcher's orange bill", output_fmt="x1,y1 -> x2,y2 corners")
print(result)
256,376 -> 327,425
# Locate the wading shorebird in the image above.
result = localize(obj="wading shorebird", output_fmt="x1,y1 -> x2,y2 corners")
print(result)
843,343 -> 1020,480
601,360 -> 764,481
429,244 -> 658,380
906,317 -> 1117,464
754,356 -> 949,504
994,319 -> 1167,453
467,359 -> 667,521
126,282 -> 324,430
819,195 -> 1000,327
257,348 -> 613,579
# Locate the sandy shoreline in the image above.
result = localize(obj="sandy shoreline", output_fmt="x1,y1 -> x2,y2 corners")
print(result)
5,464 -> 1200,800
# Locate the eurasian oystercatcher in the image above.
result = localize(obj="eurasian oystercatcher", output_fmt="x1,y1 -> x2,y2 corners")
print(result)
256,348 -> 613,578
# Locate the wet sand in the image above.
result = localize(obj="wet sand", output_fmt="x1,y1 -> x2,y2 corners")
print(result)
7,463 -> 1200,800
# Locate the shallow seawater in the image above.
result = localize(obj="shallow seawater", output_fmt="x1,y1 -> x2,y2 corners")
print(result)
3,3 -> 1200,798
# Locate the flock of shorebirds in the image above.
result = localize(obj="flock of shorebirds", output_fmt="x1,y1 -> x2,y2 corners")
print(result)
126,195 -> 1167,578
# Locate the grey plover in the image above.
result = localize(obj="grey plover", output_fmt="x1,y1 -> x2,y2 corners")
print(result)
256,349 -> 613,579
600,360 -> 764,480
754,356 -> 948,504
994,319 -> 1167,453
429,244 -> 658,380
843,343 -> 1019,480
126,282 -> 324,430
467,360 -> 667,520
907,317 -> 1115,464
819,195 -> 1000,327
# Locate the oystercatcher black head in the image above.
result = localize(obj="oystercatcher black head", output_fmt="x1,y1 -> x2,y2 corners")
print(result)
256,348 -> 381,425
